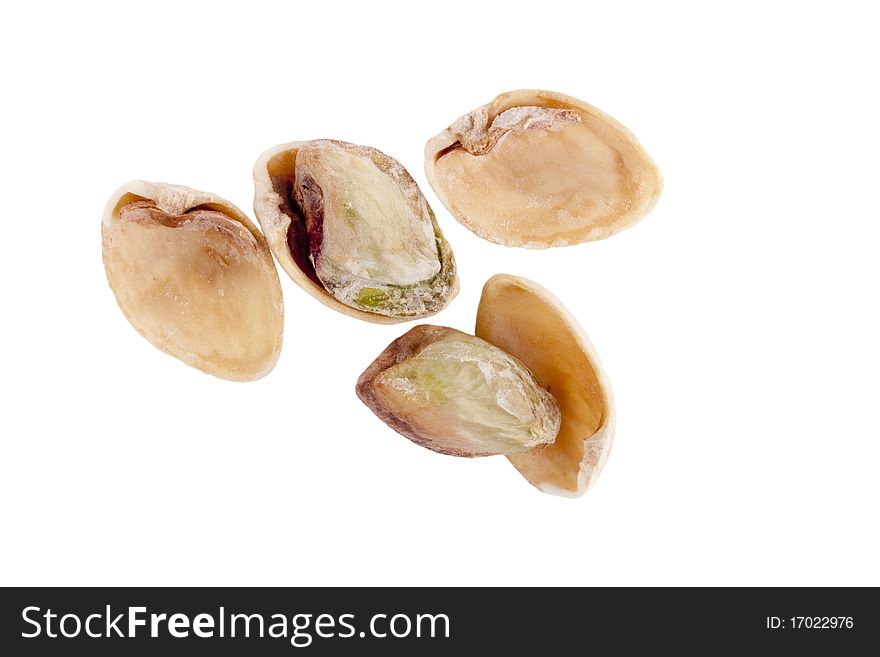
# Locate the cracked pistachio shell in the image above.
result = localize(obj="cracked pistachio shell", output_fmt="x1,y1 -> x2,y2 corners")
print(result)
476,274 -> 614,497
425,89 -> 663,248
356,325 -> 561,457
254,140 -> 458,323
102,181 -> 284,381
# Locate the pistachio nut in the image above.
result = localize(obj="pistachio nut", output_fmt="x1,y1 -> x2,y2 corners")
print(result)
476,274 -> 614,496
102,181 -> 284,381
254,140 -> 458,323
425,89 -> 663,248
356,325 -> 560,457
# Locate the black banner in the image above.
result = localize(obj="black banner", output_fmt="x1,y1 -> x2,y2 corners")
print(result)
0,588 -> 875,655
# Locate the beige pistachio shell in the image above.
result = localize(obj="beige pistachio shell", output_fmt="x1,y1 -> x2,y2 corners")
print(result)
253,141 -> 458,323
425,89 -> 663,248
475,274 -> 614,496
102,181 -> 284,381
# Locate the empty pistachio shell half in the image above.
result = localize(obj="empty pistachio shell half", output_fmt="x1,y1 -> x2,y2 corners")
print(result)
425,89 -> 663,248
357,325 -> 560,457
102,181 -> 284,381
476,274 -> 614,496
254,140 -> 458,323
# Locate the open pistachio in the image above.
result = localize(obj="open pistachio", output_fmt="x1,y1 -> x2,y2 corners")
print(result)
476,274 -> 614,496
254,140 -> 458,323
425,90 -> 663,248
357,275 -> 614,496
102,181 -> 284,381
357,325 -> 560,457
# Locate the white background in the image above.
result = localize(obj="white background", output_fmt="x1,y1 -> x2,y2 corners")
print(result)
1,1 -> 878,586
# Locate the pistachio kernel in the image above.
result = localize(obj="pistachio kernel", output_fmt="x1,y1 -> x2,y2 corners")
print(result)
357,325 -> 560,457
254,140 -> 458,322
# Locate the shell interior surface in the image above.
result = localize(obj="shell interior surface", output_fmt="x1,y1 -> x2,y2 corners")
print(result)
475,274 -> 615,496
102,181 -> 284,381
425,90 -> 663,248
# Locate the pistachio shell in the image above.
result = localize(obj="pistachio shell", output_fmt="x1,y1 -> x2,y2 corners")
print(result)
475,274 -> 614,496
254,140 -> 458,323
102,181 -> 284,381
425,89 -> 663,248
357,325 -> 560,457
